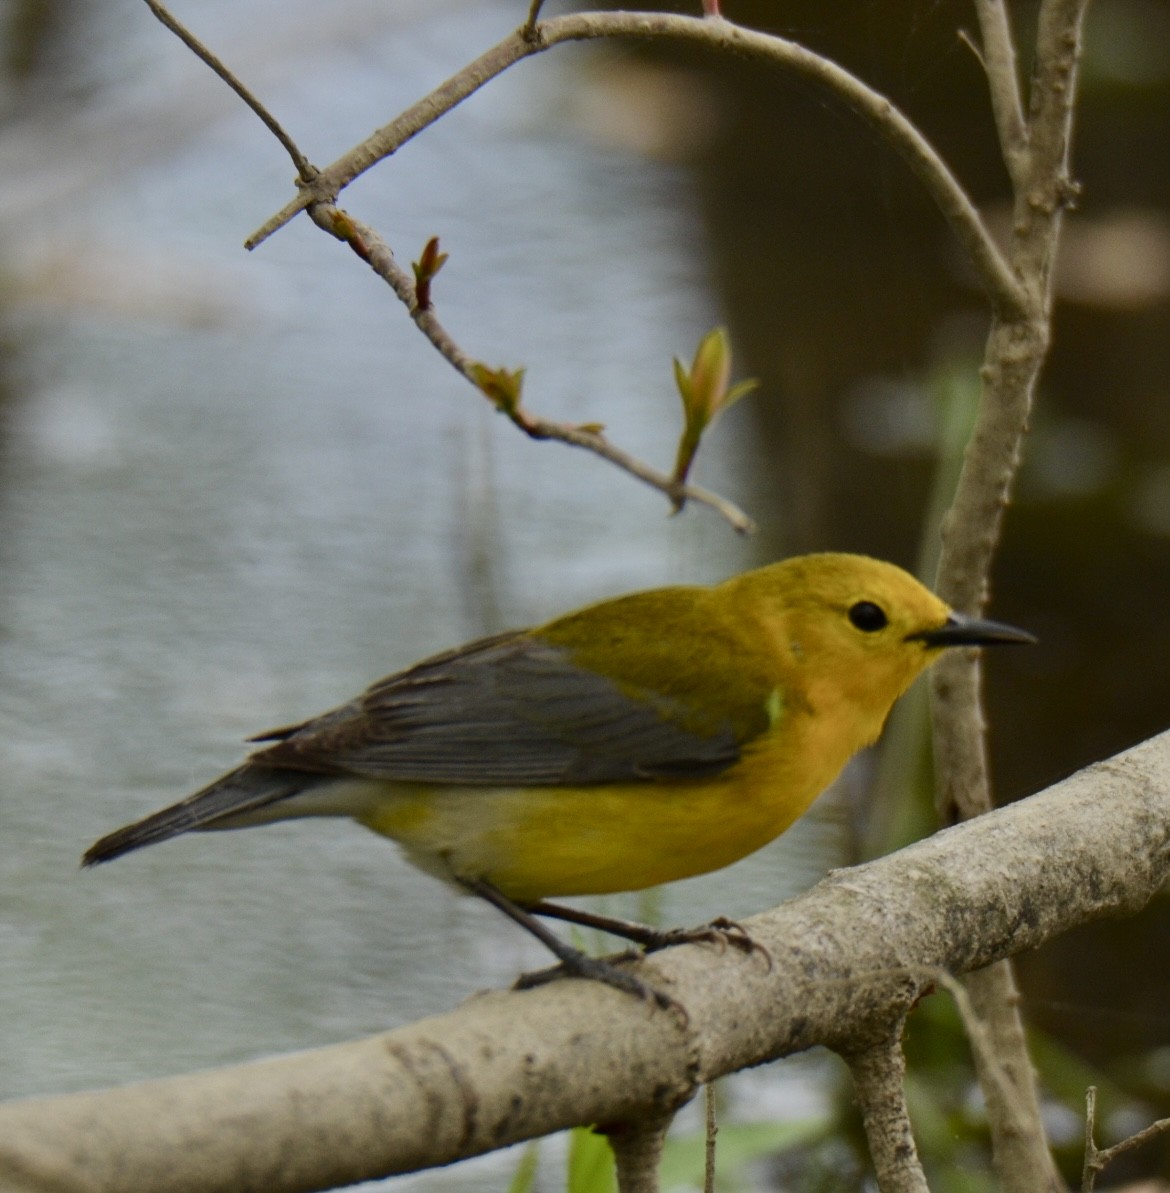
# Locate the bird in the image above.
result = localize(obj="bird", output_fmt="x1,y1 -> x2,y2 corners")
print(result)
83,553 -> 1034,1005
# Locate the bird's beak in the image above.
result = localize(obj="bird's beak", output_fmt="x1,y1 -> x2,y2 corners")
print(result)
908,611 -> 1037,648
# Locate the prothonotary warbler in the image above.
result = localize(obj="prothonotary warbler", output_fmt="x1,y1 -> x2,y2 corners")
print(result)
84,553 -> 1033,1004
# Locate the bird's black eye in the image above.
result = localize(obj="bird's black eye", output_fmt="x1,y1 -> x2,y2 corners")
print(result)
849,601 -> 888,633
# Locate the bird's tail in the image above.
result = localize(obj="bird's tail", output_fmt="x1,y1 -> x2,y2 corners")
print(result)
82,765 -> 303,866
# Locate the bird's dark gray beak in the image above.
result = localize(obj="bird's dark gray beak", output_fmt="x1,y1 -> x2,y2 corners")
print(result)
908,611 -> 1037,648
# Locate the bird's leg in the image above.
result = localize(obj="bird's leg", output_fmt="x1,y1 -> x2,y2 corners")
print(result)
463,879 -> 678,1011
529,899 -> 770,966
526,899 -> 682,948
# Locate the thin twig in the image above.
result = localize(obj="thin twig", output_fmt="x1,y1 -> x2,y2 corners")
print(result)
972,0 -> 1029,183
141,0 -> 316,182
929,969 -> 1034,1128
307,202 -> 756,533
704,1082 -> 717,1193
244,11 -> 1023,317
523,0 -> 546,38
1082,1084 -> 1100,1193
1082,1085 -> 1170,1192
957,28 -> 987,70
220,8 -> 1022,529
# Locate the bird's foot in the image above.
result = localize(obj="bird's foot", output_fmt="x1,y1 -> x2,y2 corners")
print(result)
641,916 -> 772,967
514,951 -> 683,1016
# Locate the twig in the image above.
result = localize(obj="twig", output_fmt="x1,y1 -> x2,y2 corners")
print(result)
143,5 -> 757,530
141,0 -> 316,182
972,1 -> 1029,183
152,4 -> 1022,529
704,1082 -> 717,1193
830,963 -> 1049,1185
928,969 -> 1035,1129
957,28 -> 987,71
244,11 -> 1023,318
844,1027 -> 930,1193
523,0 -> 546,39
1082,1085 -> 1170,1192
307,202 -> 756,533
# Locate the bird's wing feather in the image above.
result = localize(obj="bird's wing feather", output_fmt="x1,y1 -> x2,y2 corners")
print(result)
82,765 -> 304,864
249,626 -> 773,786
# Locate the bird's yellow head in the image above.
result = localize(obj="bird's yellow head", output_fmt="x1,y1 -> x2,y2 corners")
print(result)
723,553 -> 1031,743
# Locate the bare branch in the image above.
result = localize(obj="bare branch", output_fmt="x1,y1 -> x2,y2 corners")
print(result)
1013,0 -> 1092,300
245,26 -> 540,250
608,1113 -> 675,1193
931,0 -> 1091,809
142,0 -> 316,182
844,1028 -> 929,1193
704,1083 -> 717,1193
928,969 -> 1030,1128
929,4 -> 1092,1189
964,964 -> 1062,1190
1081,1086 -> 1103,1193
932,961 -> 1060,1191
972,1 -> 1029,182
957,28 -> 986,70
7,729 -> 1170,1190
523,0 -> 547,38
244,11 -> 1023,317
1082,1085 -> 1170,1192
131,5 -> 1022,530
307,202 -> 757,533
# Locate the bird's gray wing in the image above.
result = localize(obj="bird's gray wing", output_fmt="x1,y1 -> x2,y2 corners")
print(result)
82,765 -> 304,864
248,630 -> 750,786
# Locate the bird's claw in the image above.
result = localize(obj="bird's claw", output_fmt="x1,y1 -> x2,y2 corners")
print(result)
643,916 -> 773,969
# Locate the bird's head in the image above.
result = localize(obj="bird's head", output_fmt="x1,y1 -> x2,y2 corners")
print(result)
729,553 -> 1033,728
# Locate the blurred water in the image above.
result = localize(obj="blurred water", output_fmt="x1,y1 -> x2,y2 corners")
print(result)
0,0 -> 844,1186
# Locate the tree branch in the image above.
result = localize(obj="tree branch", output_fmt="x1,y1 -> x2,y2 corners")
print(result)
931,0 -> 1090,600
142,0 -> 315,182
5,728 -> 1170,1191
927,4 -> 1091,1188
607,1112 -> 675,1193
141,1 -> 1025,531
703,1082 -> 718,1193
928,969 -> 1033,1129
1082,1085 -> 1170,1192
244,11 -> 1024,318
972,1 -> 1029,183
844,1028 -> 930,1193
306,203 -> 756,532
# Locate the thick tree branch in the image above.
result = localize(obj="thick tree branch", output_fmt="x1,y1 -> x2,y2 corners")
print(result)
4,728 -> 1170,1192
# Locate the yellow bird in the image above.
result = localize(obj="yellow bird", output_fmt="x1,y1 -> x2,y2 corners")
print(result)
84,553 -> 1032,1003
